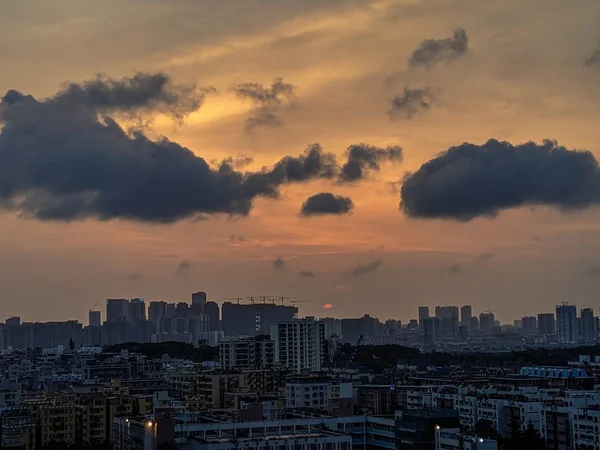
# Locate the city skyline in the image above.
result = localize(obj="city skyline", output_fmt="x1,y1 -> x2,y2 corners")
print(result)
2,1 -> 600,323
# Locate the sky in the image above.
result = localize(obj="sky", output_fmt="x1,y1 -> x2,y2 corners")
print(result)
1,0 -> 600,324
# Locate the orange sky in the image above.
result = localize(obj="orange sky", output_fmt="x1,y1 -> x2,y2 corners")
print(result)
1,0 -> 600,324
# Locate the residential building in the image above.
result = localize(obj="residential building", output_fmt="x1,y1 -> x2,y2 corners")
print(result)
88,310 -> 101,327
219,336 -> 274,369
285,376 -> 331,410
270,317 -> 326,373
522,316 -> 537,335
435,428 -> 498,450
396,408 -> 460,450
556,303 -> 577,344
418,307 -> 430,326
460,305 -> 472,326
537,313 -> 556,336
580,308 -> 597,343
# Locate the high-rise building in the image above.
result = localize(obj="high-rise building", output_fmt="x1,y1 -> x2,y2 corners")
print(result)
192,291 -> 207,313
435,306 -> 459,319
418,307 -> 429,326
556,303 -> 577,344
479,312 -> 495,334
422,317 -> 440,344
322,317 -> 342,338
204,301 -> 220,331
460,305 -> 472,326
128,298 -> 146,322
469,316 -> 479,333
148,301 -> 167,324
221,302 -> 298,336
88,310 -> 101,327
106,299 -> 129,323
580,308 -> 597,343
270,317 -> 325,373
219,336 -> 274,369
537,313 -> 555,336
521,316 -> 537,334
435,306 -> 459,338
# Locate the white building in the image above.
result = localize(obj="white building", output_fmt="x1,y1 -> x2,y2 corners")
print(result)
219,336 -> 274,369
571,407 -> 600,450
285,377 -> 332,410
270,317 -> 325,373
435,428 -> 497,450
188,432 -> 351,450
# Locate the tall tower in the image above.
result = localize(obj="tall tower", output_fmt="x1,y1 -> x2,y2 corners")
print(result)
460,305 -> 472,326
556,303 -> 577,344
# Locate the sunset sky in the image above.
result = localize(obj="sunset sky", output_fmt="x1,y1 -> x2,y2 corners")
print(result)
2,0 -> 600,324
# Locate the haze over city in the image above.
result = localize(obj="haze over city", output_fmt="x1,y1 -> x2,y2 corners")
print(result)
2,0 -> 600,324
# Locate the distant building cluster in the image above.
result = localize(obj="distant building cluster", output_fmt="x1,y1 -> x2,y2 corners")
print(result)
1,295 -> 600,449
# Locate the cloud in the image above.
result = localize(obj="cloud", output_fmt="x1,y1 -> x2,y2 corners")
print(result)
273,257 -> 285,270
339,144 -> 403,183
300,192 -> 354,216
586,267 -> 600,277
0,77 -> 343,223
400,139 -> 600,221
351,260 -> 382,276
389,87 -> 433,119
585,43 -> 600,67
298,270 -> 316,278
216,155 -> 254,170
408,29 -> 469,68
474,252 -> 494,263
175,260 -> 193,275
128,272 -> 142,281
231,77 -> 295,132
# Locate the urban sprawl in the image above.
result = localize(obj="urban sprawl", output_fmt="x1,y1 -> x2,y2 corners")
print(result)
0,293 -> 599,450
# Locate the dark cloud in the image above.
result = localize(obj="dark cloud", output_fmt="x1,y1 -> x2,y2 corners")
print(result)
351,260 -> 382,276
128,272 -> 142,281
474,252 -> 494,263
401,139 -> 600,220
175,260 -> 193,275
389,87 -> 433,119
58,72 -> 214,122
586,267 -> 600,277
339,144 -> 403,183
449,264 -> 461,274
298,270 -> 316,278
408,29 -> 469,68
300,192 -> 354,216
0,76 -> 342,223
216,155 -> 254,170
586,44 -> 600,67
231,77 -> 295,132
273,257 -> 285,270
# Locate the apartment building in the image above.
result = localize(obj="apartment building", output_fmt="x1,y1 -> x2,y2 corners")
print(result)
270,317 -> 326,373
219,336 -> 274,369
285,377 -> 331,410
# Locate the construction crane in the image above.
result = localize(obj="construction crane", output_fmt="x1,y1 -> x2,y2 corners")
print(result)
346,334 -> 364,370
290,299 -> 311,307
223,297 -> 244,304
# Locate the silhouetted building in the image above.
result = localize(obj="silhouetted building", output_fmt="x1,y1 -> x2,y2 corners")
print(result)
204,301 -> 220,331
88,310 -> 101,327
191,291 -> 207,314
221,302 -> 297,336
537,313 -> 555,336
460,305 -> 472,326
556,303 -> 577,344
521,316 -> 537,334
128,298 -> 146,322
580,308 -> 597,343
479,312 -> 495,334
106,299 -> 129,323
418,307 -> 429,326
148,301 -> 167,324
